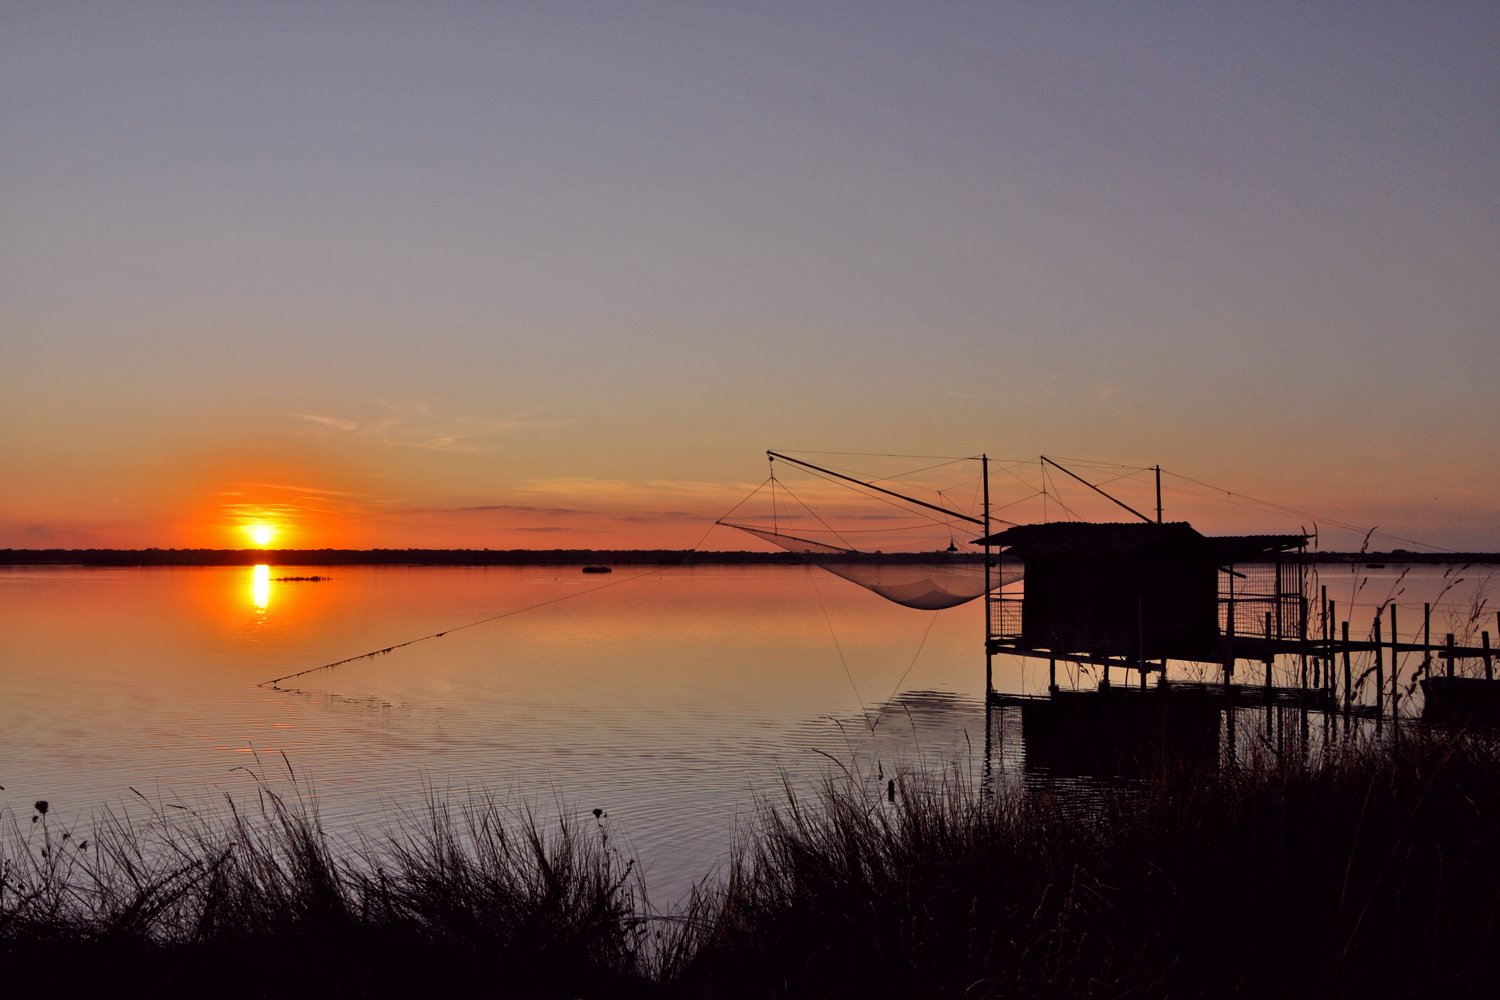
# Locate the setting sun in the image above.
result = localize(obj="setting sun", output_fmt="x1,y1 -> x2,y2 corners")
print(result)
247,523 -> 275,547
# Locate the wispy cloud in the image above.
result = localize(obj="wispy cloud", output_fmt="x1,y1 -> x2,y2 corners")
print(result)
452,503 -> 592,517
298,414 -> 360,432
297,401 -> 576,452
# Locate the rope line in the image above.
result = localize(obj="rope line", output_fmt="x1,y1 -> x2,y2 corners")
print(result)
804,567 -> 872,733
869,608 -> 941,731
777,479 -> 860,552
261,520 -> 726,690
258,566 -> 662,688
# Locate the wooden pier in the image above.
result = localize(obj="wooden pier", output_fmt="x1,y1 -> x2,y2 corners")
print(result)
971,517 -> 1500,779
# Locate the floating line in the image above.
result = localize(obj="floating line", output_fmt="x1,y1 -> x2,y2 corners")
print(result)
869,608 -> 941,732
805,567 -> 871,732
257,566 -> 663,689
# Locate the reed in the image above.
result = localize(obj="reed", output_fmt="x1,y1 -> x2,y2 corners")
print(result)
5,735 -> 1500,997
1,756 -> 654,997
671,730 -> 1500,998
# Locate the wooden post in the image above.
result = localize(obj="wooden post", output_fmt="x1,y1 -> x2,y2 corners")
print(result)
1137,595 -> 1147,689
1484,632 -> 1493,682
1423,603 -> 1432,685
1390,604 -> 1400,723
1325,597 -> 1336,697
1446,633 -> 1456,679
1300,595 -> 1309,690
1326,590 -> 1338,740
1342,621 -> 1353,714
983,454 -> 992,697
1316,586 -> 1328,688
1265,611 -> 1274,739
1296,599 -> 1308,692
1264,611 -> 1274,691
1224,599 -> 1236,686
1048,656 -> 1057,693
1373,614 -> 1384,730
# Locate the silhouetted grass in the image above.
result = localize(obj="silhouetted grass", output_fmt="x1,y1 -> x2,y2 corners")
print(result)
672,730 -> 1500,999
6,734 -> 1500,997
1,757 -> 653,997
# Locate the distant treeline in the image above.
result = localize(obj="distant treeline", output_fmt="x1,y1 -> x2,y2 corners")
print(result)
2,548 -> 1496,567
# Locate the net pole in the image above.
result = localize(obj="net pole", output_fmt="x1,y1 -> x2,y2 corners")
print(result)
983,453 -> 993,698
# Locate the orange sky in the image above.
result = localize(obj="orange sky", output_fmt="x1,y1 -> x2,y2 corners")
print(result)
3,6 -> 1497,552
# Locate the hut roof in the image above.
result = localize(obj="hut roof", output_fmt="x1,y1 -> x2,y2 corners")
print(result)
1204,534 -> 1309,562
973,521 -> 1204,555
974,522 -> 1308,560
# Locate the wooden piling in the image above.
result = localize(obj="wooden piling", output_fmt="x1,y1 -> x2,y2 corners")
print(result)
1390,604 -> 1400,723
1265,611 -> 1274,739
1373,614 -> 1384,731
1326,598 -> 1337,698
1423,603 -> 1432,687
1300,595 -> 1309,690
1224,599 -> 1236,686
1350,620 -> 1362,716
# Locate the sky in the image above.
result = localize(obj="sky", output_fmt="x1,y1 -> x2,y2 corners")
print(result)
3,1 -> 1498,551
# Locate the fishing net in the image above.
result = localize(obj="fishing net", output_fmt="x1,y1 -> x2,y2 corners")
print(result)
723,523 -> 1024,610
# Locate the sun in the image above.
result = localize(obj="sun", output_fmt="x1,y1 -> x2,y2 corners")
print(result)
247,523 -> 276,547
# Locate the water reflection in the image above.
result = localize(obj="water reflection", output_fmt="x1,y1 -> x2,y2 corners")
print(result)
2,564 -> 993,905
251,564 -> 270,610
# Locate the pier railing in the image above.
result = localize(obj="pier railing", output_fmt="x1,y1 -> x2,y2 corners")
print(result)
988,595 -> 1022,641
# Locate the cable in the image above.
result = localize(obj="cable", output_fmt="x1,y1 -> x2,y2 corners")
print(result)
258,565 -> 662,688
868,609 -> 941,731
805,566 -> 872,733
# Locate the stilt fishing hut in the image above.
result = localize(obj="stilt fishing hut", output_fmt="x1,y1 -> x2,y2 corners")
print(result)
979,522 -> 1310,682
725,451 -> 1500,773
972,520 -> 1308,775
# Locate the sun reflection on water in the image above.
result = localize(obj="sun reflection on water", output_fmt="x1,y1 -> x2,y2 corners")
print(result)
251,564 -> 271,610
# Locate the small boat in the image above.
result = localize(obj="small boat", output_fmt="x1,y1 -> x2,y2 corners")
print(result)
581,565 -> 613,574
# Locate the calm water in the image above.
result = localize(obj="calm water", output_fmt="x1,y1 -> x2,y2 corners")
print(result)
2,561 -> 1486,903
0,564 -> 1014,903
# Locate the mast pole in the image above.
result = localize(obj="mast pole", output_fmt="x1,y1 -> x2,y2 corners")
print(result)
766,451 -> 985,526
983,453 -> 993,698
1155,465 -> 1162,523
1041,456 -> 1155,524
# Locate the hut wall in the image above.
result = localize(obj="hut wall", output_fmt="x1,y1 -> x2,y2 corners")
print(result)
1018,555 -> 1219,659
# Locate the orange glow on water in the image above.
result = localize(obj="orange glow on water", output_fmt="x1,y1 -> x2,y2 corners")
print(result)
251,564 -> 271,610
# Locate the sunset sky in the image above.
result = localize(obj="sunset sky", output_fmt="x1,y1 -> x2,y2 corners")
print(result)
4,2 -> 1497,551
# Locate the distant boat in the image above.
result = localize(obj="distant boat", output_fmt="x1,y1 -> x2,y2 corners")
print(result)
581,565 -> 612,574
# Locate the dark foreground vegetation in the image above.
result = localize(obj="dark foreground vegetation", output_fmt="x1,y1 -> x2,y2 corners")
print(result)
5,733 -> 1499,998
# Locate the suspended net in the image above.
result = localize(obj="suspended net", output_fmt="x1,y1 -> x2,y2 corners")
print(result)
722,523 -> 1024,611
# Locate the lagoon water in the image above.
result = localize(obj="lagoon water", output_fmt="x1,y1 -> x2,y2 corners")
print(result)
0,564 -> 1017,904
1,560 -> 1486,903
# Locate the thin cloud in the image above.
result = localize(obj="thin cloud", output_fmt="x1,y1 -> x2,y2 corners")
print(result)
450,503 -> 592,517
298,414 -> 360,432
297,402 -> 577,452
